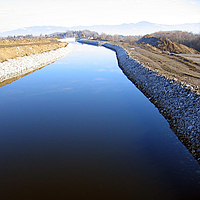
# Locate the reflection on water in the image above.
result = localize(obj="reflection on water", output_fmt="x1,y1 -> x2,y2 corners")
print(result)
0,43 -> 199,199
0,67 -> 45,88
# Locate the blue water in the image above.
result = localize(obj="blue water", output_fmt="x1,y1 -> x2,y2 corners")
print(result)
0,43 -> 199,199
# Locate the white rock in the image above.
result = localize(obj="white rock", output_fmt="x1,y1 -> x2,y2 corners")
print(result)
0,43 -> 74,83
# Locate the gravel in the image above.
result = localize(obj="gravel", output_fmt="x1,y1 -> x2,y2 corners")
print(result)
0,43 -> 74,83
77,40 -> 99,46
103,43 -> 200,163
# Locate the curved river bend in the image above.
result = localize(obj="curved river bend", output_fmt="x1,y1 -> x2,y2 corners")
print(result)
0,43 -> 199,199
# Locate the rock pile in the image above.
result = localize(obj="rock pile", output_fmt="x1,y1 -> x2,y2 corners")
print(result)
0,43 -> 74,83
103,43 -> 200,163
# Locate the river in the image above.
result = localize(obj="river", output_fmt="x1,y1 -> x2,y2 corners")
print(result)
0,43 -> 199,199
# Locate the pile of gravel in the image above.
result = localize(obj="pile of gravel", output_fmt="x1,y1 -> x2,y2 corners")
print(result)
0,43 -> 74,83
103,43 -> 200,163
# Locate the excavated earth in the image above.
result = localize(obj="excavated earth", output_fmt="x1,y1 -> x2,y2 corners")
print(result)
136,34 -> 200,54
0,38 -> 68,62
116,42 -> 200,94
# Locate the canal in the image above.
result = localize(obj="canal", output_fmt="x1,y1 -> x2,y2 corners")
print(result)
0,43 -> 199,199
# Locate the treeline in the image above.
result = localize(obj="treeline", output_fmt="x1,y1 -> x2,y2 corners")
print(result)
151,31 -> 200,52
5,34 -> 42,40
50,29 -> 141,43
50,30 -> 99,39
99,33 -> 141,44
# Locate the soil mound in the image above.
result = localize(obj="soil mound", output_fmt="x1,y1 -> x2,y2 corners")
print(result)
0,38 -> 68,62
136,35 -> 199,54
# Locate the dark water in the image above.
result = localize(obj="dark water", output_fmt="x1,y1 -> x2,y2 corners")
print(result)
0,43 -> 199,199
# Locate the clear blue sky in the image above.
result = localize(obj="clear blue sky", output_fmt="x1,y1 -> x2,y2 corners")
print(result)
0,0 -> 200,32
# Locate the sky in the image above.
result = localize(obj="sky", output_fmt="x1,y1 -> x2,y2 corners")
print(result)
0,0 -> 200,32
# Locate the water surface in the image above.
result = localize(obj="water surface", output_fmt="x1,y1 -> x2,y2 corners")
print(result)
0,43 -> 200,199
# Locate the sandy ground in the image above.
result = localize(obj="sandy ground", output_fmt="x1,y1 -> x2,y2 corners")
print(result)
0,38 -> 68,62
111,42 -> 200,93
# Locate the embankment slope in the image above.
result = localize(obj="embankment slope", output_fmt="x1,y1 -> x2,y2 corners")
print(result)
0,38 -> 74,86
102,42 -> 200,164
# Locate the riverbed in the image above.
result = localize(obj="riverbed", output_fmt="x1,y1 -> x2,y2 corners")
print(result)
0,43 -> 199,199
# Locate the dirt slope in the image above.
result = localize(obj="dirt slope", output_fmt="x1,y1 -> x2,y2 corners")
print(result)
136,35 -> 199,54
0,38 -> 68,62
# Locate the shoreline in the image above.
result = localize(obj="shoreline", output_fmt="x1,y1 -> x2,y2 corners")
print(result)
103,43 -> 200,164
77,39 -> 99,46
78,40 -> 200,164
0,43 -> 74,85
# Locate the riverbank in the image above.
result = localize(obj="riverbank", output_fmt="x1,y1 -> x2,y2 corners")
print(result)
77,39 -> 99,46
103,43 -> 200,163
78,40 -> 200,163
0,43 -> 74,86
0,38 -> 69,62
78,39 -> 200,94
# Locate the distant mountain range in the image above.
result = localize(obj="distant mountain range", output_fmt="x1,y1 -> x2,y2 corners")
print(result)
1,21 -> 200,37
0,26 -> 69,37
71,21 -> 200,36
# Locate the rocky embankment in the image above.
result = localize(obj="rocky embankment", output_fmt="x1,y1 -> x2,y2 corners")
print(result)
0,43 -> 74,84
77,40 -> 99,46
102,43 -> 200,163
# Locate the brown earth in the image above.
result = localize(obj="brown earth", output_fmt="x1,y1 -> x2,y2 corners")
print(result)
158,37 -> 199,54
136,34 -> 199,54
0,38 -> 68,62
109,41 -> 200,94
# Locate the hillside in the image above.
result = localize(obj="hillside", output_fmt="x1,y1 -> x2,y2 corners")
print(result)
136,35 -> 199,54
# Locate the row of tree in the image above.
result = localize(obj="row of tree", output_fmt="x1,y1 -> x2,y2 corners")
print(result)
99,33 -> 141,44
50,30 -> 142,44
51,30 -> 99,39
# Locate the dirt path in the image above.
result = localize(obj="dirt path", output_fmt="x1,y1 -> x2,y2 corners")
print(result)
113,42 -> 200,93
